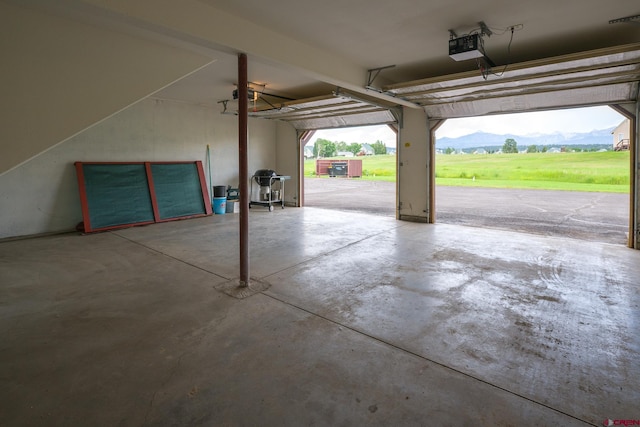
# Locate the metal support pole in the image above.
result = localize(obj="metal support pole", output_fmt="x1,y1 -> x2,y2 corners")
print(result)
629,101 -> 640,249
238,53 -> 250,286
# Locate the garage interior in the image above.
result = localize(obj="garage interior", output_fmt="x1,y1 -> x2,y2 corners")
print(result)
1,1 -> 640,425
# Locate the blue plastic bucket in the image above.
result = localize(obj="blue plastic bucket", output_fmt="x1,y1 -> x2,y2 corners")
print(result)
213,197 -> 226,214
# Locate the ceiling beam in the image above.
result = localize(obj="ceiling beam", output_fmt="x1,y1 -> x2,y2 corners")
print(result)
394,61 -> 640,99
61,0 -> 420,108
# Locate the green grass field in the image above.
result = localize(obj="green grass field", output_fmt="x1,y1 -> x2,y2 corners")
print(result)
304,151 -> 631,193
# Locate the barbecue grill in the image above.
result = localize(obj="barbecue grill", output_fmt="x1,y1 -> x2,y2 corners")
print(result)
253,169 -> 277,186
249,169 -> 290,211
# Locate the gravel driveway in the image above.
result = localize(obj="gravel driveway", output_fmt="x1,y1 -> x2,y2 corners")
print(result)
303,177 -> 630,245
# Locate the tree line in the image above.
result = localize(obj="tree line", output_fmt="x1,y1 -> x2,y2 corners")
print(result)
313,138 -> 387,157
443,138 -> 611,154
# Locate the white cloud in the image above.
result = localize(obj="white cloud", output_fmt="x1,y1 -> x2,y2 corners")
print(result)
435,106 -> 625,138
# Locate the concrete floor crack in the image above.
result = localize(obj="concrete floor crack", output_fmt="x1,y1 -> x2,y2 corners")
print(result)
261,292 -> 596,426
112,231 -> 231,281
143,352 -> 187,425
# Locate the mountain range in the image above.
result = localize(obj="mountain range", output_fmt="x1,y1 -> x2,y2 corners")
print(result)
436,127 -> 615,151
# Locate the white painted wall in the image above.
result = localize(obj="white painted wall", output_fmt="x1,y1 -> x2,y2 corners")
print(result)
0,98 -> 276,239
0,2 -> 211,174
398,107 -> 430,222
275,121 -> 301,205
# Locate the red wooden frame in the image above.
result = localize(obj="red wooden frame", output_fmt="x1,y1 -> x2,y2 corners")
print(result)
74,161 -> 212,233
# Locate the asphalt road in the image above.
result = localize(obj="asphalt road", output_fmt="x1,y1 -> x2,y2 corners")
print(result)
303,177 -> 630,245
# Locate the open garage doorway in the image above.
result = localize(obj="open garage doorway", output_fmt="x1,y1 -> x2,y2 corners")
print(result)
302,124 -> 398,216
433,106 -> 631,245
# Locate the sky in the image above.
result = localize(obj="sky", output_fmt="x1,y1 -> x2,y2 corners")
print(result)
313,106 -> 625,147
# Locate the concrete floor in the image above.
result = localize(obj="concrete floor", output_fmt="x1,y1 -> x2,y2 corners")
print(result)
304,177 -> 630,244
1,208 -> 639,426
